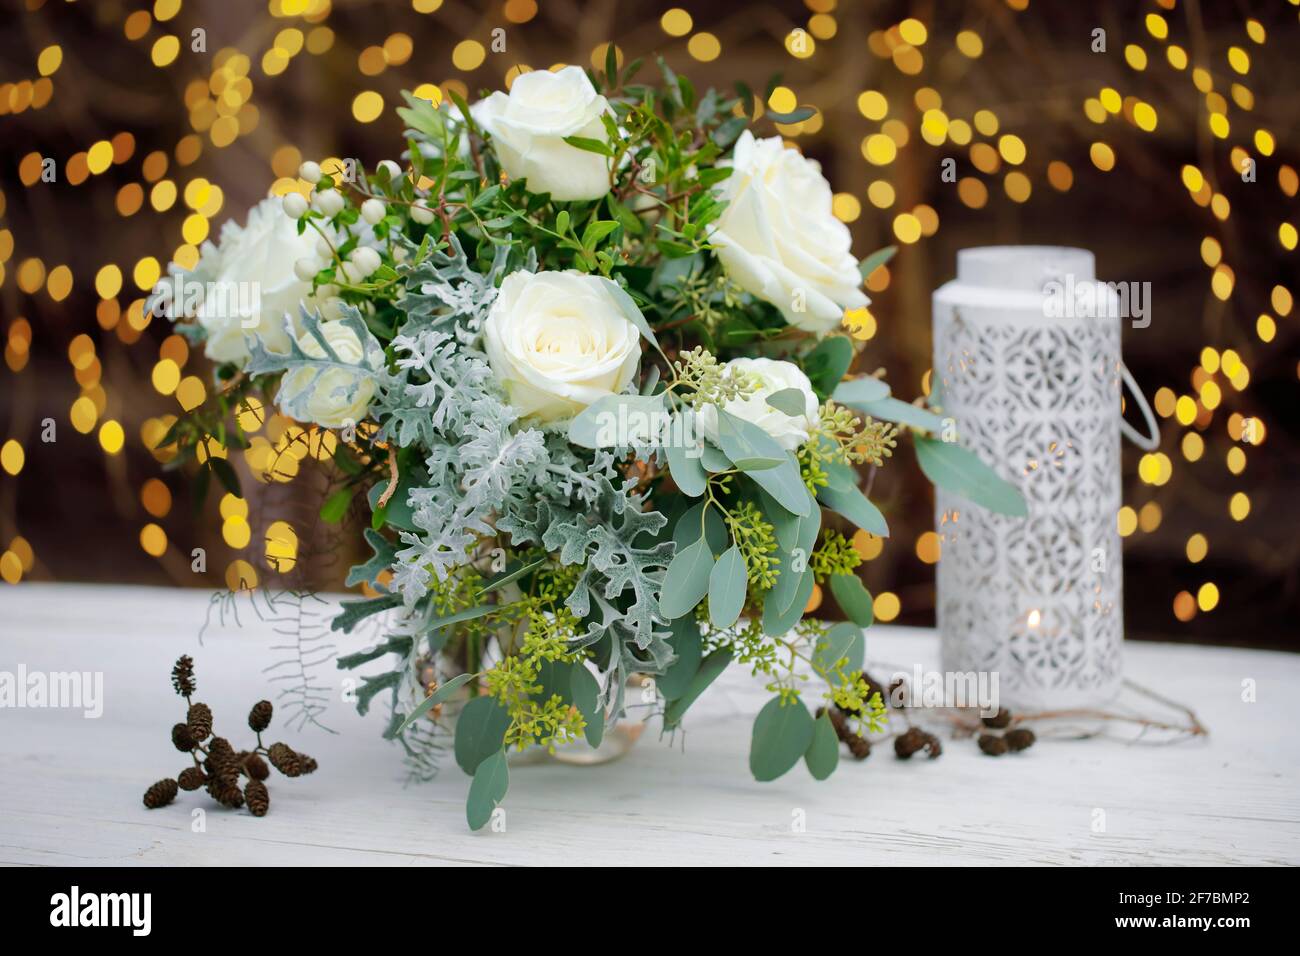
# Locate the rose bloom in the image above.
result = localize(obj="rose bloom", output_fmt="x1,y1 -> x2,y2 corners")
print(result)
180,195 -> 320,364
696,357 -> 819,452
277,321 -> 378,429
710,131 -> 869,335
483,270 -> 643,422
475,66 -> 613,202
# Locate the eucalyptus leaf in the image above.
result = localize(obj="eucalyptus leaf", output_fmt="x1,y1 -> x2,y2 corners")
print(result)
803,335 -> 854,399
392,673 -> 473,737
715,409 -> 785,471
466,749 -> 509,831
659,535 -> 715,619
665,415 -> 707,497
853,396 -> 947,434
568,393 -> 666,449
804,711 -> 841,781
857,244 -> 898,280
914,435 -> 1029,517
761,567 -> 813,636
659,615 -> 702,700
817,470 -> 889,537
708,545 -> 747,628
673,501 -> 729,555
765,387 -> 809,417
813,622 -> 864,676
830,573 -> 874,627
699,441 -> 731,473
749,696 -> 815,782
570,665 -> 605,749
454,695 -> 511,775
831,376 -> 891,406
663,648 -> 732,727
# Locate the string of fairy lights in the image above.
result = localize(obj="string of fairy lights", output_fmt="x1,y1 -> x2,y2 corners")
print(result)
0,0 -> 1294,633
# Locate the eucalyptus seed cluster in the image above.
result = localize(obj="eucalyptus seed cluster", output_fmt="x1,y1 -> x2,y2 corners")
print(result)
142,656 -> 318,817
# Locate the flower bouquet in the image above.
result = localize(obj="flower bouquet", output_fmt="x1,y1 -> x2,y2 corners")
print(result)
154,56 -> 1023,830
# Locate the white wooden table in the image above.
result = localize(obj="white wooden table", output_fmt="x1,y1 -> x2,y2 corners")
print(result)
2,583 -> 1297,866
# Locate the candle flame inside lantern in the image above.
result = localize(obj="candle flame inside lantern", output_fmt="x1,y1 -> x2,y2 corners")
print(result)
1027,609 -> 1042,628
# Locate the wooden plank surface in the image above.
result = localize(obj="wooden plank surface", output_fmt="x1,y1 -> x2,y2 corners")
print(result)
1,583 -> 1297,866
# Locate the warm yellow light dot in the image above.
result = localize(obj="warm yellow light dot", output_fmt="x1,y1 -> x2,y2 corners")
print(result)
916,531 -> 940,564
898,18 -> 927,46
803,583 -> 823,614
1090,142 -> 1115,171
1173,590 -> 1196,622
1229,492 -> 1250,521
1145,13 -> 1168,40
687,32 -> 721,62
1153,387 -> 1176,418
94,264 -> 122,299
1196,582 -> 1219,612
956,30 -> 983,58
1256,314 -> 1276,342
182,213 -> 209,245
857,90 -> 887,121
1199,238 -> 1222,268
133,257 -> 161,291
1124,44 -> 1148,71
1199,380 -> 1221,410
832,193 -> 861,223
784,29 -> 815,59
1227,46 -> 1250,75
867,180 -> 895,209
852,530 -> 884,560
1117,506 -> 1137,537
265,520 -> 299,573
0,439 -> 24,476
176,375 -> 207,411
1186,533 -> 1208,563
1138,501 -> 1162,533
1272,285 -> 1293,317
352,90 -> 384,123
1099,87 -> 1122,114
1167,45 -> 1187,70
1226,446 -> 1246,475
1133,102 -> 1157,131
874,592 -> 900,623
46,265 -> 73,302
1209,112 -> 1230,139
1003,171 -> 1031,203
99,420 -> 125,455
863,133 -> 897,165
1279,223 -> 1297,251
1181,165 -> 1203,192
973,109 -> 998,136
660,8 -> 692,36
70,396 -> 98,434
892,213 -> 922,244
843,307 -> 877,341
412,0 -> 443,11
997,134 -> 1026,165
1138,453 -> 1172,486
152,358 -> 181,395
767,85 -> 797,114
38,45 -> 63,76
151,35 -> 180,67
140,523 -> 168,557
223,515 -> 252,549
1181,431 -> 1204,461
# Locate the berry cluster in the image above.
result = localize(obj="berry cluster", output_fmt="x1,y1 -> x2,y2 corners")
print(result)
143,656 -> 317,817
977,708 -> 1037,756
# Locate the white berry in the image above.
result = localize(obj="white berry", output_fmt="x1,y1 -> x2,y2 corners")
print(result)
312,188 -> 345,217
360,198 -> 386,225
351,246 -> 382,277
293,257 -> 321,282
298,161 -> 322,184
376,159 -> 402,181
282,192 -> 308,219
410,199 -> 435,224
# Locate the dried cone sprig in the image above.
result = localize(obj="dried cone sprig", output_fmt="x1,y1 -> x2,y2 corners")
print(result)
142,657 -> 318,818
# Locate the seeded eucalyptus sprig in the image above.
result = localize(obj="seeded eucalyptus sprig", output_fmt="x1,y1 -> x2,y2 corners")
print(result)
142,656 -> 318,817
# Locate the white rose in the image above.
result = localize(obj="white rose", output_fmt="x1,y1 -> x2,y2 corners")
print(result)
475,66 -> 613,202
185,195 -> 321,364
483,270 -> 643,422
710,131 -> 869,335
696,357 -> 819,452
277,321 -> 378,429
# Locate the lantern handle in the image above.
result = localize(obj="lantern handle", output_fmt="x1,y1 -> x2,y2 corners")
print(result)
1119,362 -> 1160,451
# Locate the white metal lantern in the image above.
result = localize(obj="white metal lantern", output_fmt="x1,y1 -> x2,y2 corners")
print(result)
931,246 -> 1157,709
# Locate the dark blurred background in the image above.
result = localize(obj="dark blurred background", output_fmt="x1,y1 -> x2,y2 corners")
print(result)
1,0 -> 1297,649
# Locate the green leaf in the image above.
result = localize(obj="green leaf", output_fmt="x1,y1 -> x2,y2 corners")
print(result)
475,555 -> 548,597
831,376 -> 891,406
749,696 -> 815,782
708,545 -> 747,628
581,220 -> 620,249
765,387 -> 808,417
817,466 -> 889,537
813,622 -> 864,676
853,396 -> 946,434
914,435 -> 1028,517
466,749 -> 509,831
767,105 -> 816,124
756,487 -> 800,553
715,408 -> 784,470
658,615 -> 701,700
392,673 -> 473,737
332,593 -> 401,634
567,392 -> 666,448
659,535 -> 715,619
857,244 -> 898,281
319,486 -> 354,524
597,276 -> 665,360
804,335 -> 854,399
556,209 -> 571,234
570,665 -> 604,749
830,573 -> 874,627
673,501 -> 728,555
663,648 -> 732,727
761,567 -> 813,636
344,528 -> 397,588
699,441 -> 731,473
804,711 -> 840,780
454,696 -> 512,775
562,135 -> 615,157
210,458 -> 242,498
665,414 -> 707,497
